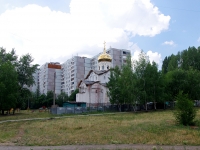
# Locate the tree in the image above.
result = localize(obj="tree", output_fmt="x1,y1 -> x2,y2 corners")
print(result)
56,92 -> 68,106
120,55 -> 137,111
16,54 -> 39,108
0,48 -> 39,110
0,48 -> 18,64
0,61 -> 18,114
144,62 -> 164,110
164,68 -> 200,102
174,91 -> 197,126
107,66 -> 124,111
133,51 -> 149,111
68,89 -> 79,101
162,56 -> 169,74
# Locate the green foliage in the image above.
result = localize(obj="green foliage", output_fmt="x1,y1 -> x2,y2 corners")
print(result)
0,61 -> 18,111
107,51 -> 165,111
17,54 -> 39,87
56,92 -> 69,106
120,55 -> 137,107
162,46 -> 200,73
133,51 -> 164,110
68,89 -> 79,101
0,47 -> 39,112
174,91 -> 197,126
165,69 -> 200,101
107,66 -> 123,109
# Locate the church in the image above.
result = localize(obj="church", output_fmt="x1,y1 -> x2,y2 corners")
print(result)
76,42 -> 112,107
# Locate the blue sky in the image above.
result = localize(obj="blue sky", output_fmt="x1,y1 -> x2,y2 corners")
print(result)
0,0 -> 199,68
143,0 -> 200,59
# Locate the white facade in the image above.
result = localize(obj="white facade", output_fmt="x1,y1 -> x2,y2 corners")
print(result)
76,44 -> 112,105
76,70 -> 110,106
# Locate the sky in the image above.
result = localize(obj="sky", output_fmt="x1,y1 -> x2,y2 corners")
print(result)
0,0 -> 200,69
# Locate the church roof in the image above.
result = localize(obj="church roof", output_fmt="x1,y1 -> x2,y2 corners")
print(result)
85,69 -> 110,79
85,80 -> 99,85
100,83 -> 107,87
98,41 -> 112,62
98,52 -> 112,62
77,80 -> 100,87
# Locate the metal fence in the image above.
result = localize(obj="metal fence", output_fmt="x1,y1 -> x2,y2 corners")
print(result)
50,105 -> 118,115
50,100 -> 200,115
50,103 -> 165,115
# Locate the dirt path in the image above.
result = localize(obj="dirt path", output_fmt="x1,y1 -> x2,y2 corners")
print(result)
0,144 -> 199,150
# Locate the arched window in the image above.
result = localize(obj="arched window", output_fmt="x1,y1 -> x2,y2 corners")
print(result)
107,66 -> 109,69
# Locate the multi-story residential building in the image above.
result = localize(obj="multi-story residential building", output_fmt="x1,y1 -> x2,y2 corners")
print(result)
31,48 -> 131,96
38,62 -> 62,95
91,47 -> 131,70
61,56 -> 91,96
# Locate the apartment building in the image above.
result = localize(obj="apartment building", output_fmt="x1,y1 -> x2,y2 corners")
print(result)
38,62 -> 62,95
61,56 -> 91,96
31,48 -> 131,96
91,47 -> 131,70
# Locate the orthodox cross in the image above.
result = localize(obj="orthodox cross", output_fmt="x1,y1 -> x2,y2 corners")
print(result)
103,41 -> 106,53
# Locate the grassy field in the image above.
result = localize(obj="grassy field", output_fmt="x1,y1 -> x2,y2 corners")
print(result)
0,110 -> 53,121
0,110 -> 200,146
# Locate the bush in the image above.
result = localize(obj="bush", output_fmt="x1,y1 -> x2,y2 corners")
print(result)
174,91 -> 197,126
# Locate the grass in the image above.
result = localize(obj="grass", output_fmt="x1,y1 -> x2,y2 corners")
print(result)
0,110 -> 200,146
0,110 -> 53,121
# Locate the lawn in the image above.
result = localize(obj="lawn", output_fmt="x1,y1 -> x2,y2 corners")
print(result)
0,110 -> 200,146
0,110 -> 53,121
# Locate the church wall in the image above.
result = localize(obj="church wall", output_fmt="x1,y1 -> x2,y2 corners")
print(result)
77,84 -> 110,106
76,86 -> 90,103
98,71 -> 110,83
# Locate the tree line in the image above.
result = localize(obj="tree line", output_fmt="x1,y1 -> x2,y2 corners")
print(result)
0,48 -> 78,114
107,46 -> 200,111
30,89 -> 79,109
0,48 -> 38,114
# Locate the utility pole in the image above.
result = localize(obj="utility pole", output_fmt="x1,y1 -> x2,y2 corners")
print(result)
53,71 -> 56,106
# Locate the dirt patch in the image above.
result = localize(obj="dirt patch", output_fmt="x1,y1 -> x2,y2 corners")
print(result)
0,142 -> 15,146
190,126 -> 199,129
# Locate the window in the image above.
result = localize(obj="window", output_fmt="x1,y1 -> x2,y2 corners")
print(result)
123,51 -> 126,54
107,66 -> 109,69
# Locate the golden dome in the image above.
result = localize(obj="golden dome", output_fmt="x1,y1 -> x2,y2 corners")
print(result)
98,53 -> 112,62
98,41 -> 112,62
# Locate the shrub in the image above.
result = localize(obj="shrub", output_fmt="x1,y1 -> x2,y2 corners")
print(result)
174,91 -> 197,126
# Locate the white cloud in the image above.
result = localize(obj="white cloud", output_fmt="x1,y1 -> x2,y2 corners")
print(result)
0,0 -> 170,65
162,40 -> 176,46
147,50 -> 162,68
197,37 -> 200,42
130,44 -> 162,69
